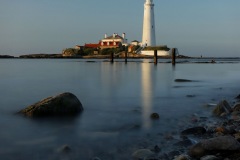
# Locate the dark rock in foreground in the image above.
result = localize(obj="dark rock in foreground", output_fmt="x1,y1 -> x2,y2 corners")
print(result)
181,126 -> 206,135
188,136 -> 240,158
235,94 -> 240,99
19,92 -> 83,117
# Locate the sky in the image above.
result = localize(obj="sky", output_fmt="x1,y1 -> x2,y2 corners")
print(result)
0,0 -> 240,57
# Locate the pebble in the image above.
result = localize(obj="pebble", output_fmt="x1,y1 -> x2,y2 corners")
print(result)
173,154 -> 190,160
132,149 -> 155,160
200,155 -> 219,160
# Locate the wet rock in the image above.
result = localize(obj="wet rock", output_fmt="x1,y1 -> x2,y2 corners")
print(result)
164,133 -> 174,140
200,155 -> 219,160
233,103 -> 240,112
188,143 -> 206,158
152,145 -> 161,153
168,150 -> 181,159
202,135 -> 240,150
211,60 -> 216,63
175,79 -> 194,82
186,95 -> 196,98
150,113 -> 160,120
215,126 -> 226,134
212,100 -> 232,117
234,132 -> 240,141
181,126 -> 206,135
174,139 -> 193,147
235,94 -> 240,99
19,92 -> 83,117
173,154 -> 190,160
132,149 -> 155,160
57,144 -> 71,153
189,136 -> 240,158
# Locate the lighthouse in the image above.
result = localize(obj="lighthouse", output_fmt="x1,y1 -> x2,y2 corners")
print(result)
142,0 -> 156,47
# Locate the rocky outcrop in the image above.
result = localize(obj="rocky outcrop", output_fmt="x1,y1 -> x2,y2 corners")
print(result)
62,48 -> 82,57
19,92 -> 83,117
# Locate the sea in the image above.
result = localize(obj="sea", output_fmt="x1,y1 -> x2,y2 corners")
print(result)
0,58 -> 240,160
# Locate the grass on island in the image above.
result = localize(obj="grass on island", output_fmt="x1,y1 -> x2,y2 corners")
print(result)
143,45 -> 170,51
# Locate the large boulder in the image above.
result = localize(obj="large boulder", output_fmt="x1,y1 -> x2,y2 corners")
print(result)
188,136 -> 240,158
19,92 -> 83,117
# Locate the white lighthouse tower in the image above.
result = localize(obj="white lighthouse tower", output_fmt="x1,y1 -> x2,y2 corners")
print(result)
142,0 -> 156,47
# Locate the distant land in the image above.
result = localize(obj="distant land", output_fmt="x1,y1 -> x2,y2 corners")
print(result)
0,55 -> 15,58
1,53 -> 240,59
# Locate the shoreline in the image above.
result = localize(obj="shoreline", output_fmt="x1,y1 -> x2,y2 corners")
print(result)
1,54 -> 240,60
130,89 -> 240,160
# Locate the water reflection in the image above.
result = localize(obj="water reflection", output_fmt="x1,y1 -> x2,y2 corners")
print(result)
141,63 -> 153,129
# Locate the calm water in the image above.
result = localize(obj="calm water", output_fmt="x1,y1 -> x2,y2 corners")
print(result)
0,58 -> 240,159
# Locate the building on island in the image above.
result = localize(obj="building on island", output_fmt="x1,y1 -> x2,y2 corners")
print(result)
83,33 -> 128,50
99,33 -> 128,49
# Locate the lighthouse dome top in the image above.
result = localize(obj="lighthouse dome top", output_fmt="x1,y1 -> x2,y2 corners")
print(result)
146,0 -> 153,4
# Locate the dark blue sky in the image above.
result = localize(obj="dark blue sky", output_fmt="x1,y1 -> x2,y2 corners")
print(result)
0,0 -> 239,57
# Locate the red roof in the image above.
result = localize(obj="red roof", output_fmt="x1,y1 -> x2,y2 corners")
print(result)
84,43 -> 100,48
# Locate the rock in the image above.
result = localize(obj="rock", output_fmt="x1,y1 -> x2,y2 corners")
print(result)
19,92 -> 83,117
233,103 -> 240,112
200,155 -> 219,160
173,155 -> 190,160
210,60 -> 216,63
212,100 -> 232,116
132,149 -> 155,160
174,139 -> 193,147
92,157 -> 101,160
150,113 -> 160,120
188,143 -> 206,158
215,127 -> 226,134
175,79 -> 194,82
186,95 -> 196,98
189,136 -> 240,158
202,136 -> 240,151
152,145 -> 161,153
181,127 -> 206,135
168,150 -> 181,159
57,144 -> 71,153
235,94 -> 240,99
